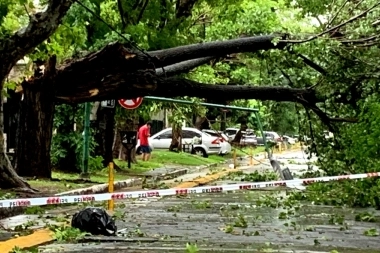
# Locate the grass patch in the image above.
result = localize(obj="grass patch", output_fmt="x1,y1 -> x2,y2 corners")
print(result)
26,147 -> 267,194
28,170 -> 127,193
115,150 -> 234,171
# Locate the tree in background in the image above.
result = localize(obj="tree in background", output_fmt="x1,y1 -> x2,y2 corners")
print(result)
0,0 -> 379,200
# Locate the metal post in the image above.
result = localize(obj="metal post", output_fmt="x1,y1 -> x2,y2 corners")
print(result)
108,162 -> 114,212
249,146 -> 253,166
81,102 -> 91,178
254,111 -> 271,159
233,149 -> 237,168
144,96 -> 258,112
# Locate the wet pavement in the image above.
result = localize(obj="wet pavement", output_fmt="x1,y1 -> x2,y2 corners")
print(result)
38,191 -> 380,252
5,150 -> 380,252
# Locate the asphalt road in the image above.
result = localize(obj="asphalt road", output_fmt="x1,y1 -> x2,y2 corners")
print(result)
7,150 -> 380,253
38,188 -> 380,253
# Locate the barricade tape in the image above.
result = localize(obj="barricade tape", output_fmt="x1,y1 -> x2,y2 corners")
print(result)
0,172 -> 379,208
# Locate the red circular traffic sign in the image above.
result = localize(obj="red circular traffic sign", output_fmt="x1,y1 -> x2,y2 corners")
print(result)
118,97 -> 143,109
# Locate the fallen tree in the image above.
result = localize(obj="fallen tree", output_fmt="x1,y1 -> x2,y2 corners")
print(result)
0,0 -> 370,189
9,36 -> 321,187
51,40 -> 320,106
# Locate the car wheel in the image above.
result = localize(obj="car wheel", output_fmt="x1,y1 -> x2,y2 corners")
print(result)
193,147 -> 208,158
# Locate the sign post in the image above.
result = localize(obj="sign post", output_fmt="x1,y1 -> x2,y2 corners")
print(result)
81,102 -> 91,179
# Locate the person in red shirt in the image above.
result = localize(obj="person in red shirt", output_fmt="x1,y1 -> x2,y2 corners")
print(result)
138,121 -> 152,161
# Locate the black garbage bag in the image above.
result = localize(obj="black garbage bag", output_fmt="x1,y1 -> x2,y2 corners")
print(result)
71,207 -> 117,236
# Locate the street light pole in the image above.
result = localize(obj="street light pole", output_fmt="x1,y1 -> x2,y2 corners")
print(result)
81,102 -> 91,178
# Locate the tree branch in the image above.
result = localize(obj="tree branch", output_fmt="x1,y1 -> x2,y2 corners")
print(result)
326,0 -> 349,28
148,34 -> 287,67
155,57 -> 215,77
117,0 -> 127,28
340,34 -> 380,44
0,0 -> 73,84
55,72 -> 321,105
136,0 -> 150,23
284,2 -> 380,43
291,52 -> 327,75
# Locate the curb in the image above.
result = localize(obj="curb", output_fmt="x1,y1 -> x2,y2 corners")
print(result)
55,178 -> 142,196
172,147 -> 303,189
56,159 -> 239,196
0,229 -> 53,253
174,158 -> 266,189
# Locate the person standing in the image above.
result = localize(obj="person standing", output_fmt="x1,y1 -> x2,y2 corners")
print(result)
138,121 -> 152,161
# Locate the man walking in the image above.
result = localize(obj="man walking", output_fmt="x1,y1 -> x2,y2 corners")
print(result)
138,121 -> 152,161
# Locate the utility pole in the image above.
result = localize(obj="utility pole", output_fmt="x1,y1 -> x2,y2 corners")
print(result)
81,102 -> 91,178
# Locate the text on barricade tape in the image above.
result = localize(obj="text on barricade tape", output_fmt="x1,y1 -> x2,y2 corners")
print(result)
0,172 -> 379,208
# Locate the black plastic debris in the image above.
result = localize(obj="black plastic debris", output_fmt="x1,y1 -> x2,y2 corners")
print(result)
71,207 -> 117,236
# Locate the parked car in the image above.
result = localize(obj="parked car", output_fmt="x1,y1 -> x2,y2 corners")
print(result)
224,128 -> 254,141
224,128 -> 240,141
202,129 -> 229,142
282,135 -> 296,145
256,131 -> 281,146
136,127 -> 232,157
240,135 -> 258,146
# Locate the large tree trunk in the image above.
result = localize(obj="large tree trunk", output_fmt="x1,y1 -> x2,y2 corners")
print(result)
169,125 -> 182,151
0,0 -> 77,189
194,116 -> 207,130
0,95 -> 31,189
232,117 -> 248,144
116,117 -> 138,163
94,105 -> 116,166
15,58 -> 57,178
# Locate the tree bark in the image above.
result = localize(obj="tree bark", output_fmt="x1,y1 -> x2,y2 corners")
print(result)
14,57 -> 57,178
0,0 -> 74,189
194,116 -> 207,130
169,126 -> 182,152
101,106 -> 116,166
117,117 -> 138,163
156,57 -> 215,77
149,34 -> 286,67
232,117 -> 248,144
0,0 -> 73,86
49,40 -> 319,104
0,95 -> 31,189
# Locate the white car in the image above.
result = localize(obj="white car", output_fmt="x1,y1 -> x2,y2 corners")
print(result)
240,135 -> 258,146
282,135 -> 296,145
225,128 -> 255,141
136,127 -> 231,157
225,128 -> 240,141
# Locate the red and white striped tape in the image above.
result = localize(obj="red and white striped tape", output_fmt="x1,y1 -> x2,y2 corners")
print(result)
0,172 -> 378,208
